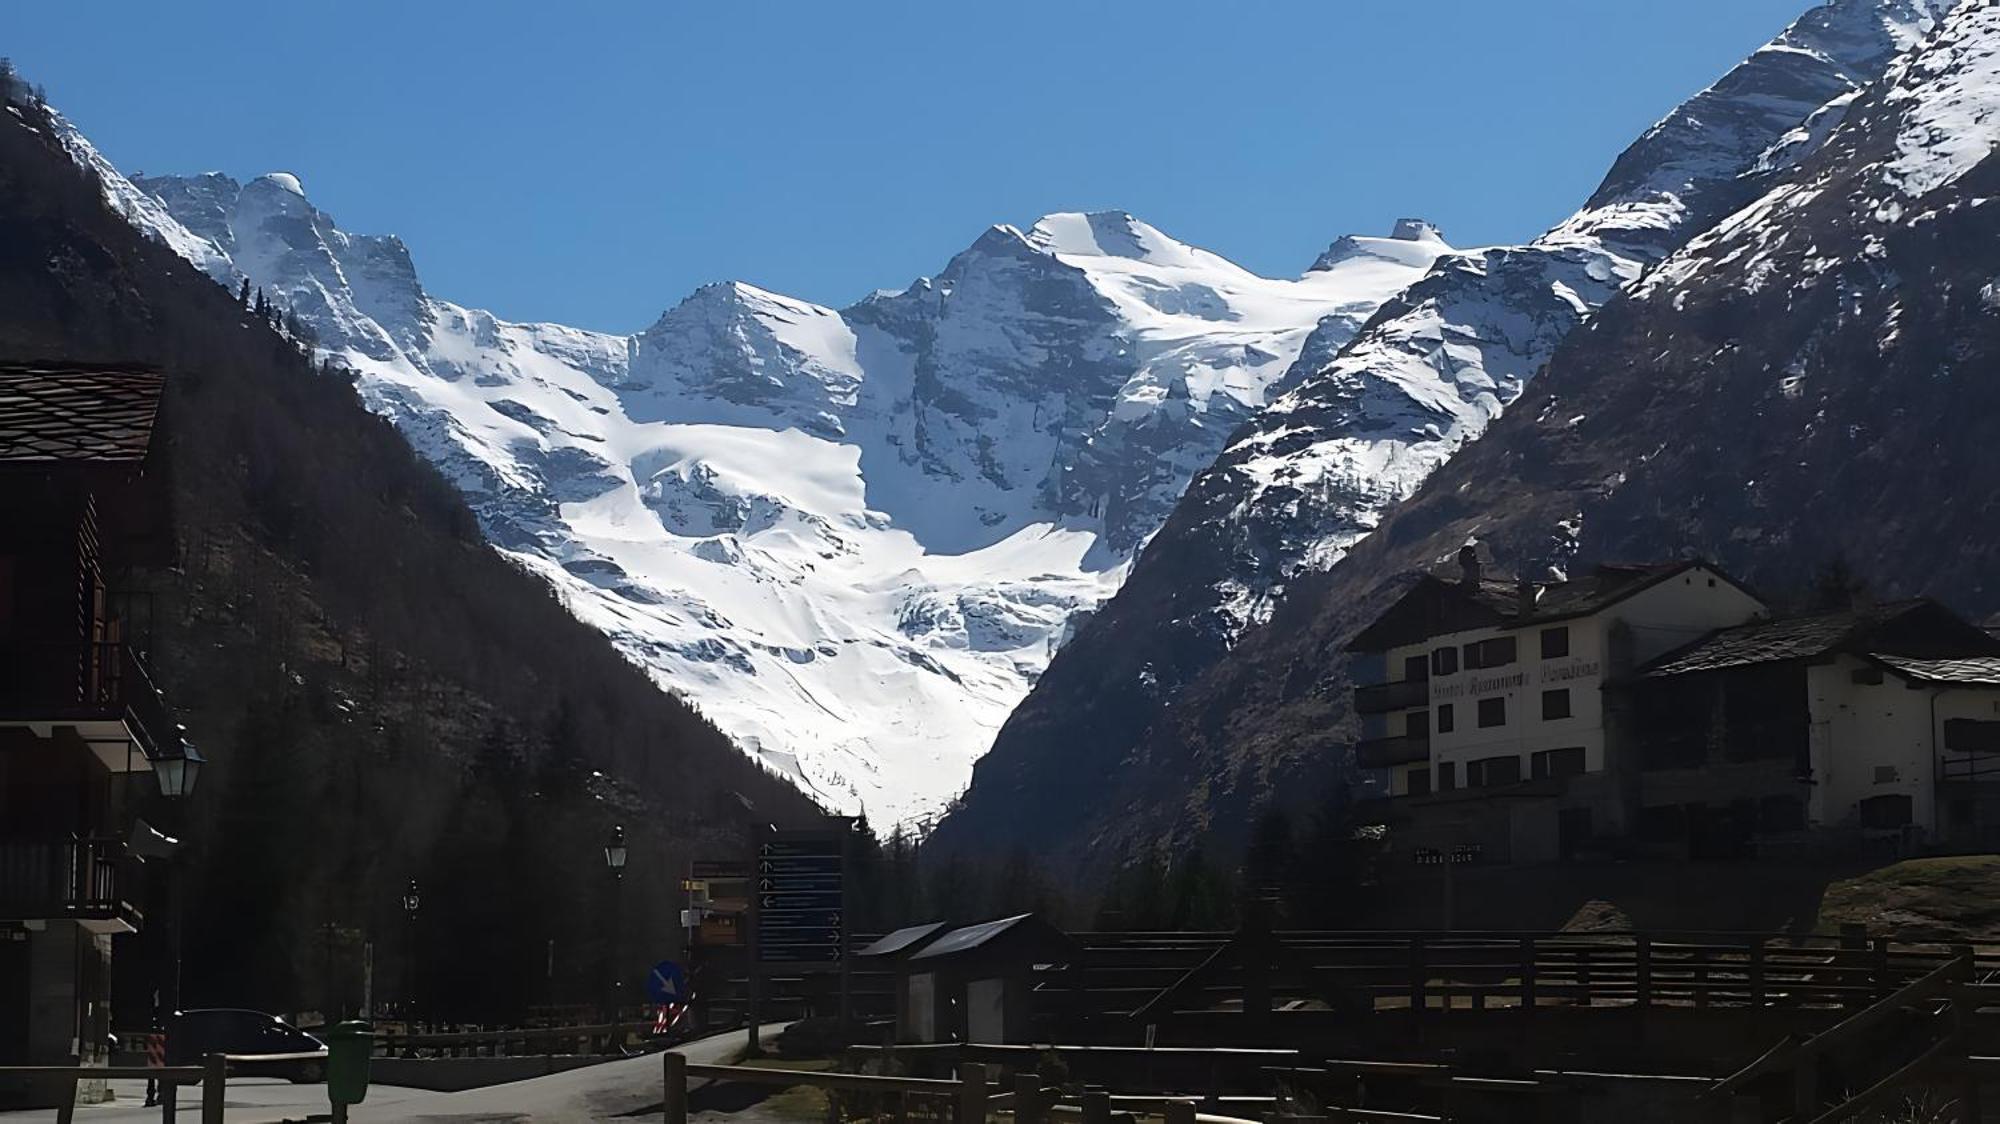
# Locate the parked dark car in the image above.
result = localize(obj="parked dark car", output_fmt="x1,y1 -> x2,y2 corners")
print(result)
165,1009 -> 327,1083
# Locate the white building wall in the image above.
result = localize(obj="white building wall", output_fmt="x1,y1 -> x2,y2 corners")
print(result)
1807,657 -> 1936,832
1600,565 -> 1767,670
1416,565 -> 1763,791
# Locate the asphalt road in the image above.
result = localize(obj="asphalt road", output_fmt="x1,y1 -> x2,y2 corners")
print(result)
1,1023 -> 790,1124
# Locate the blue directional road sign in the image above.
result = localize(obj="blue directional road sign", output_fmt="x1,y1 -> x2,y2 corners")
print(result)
755,834 -> 844,965
646,959 -> 688,1005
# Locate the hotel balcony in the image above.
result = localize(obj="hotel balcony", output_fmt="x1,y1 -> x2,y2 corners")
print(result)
0,837 -> 141,934
1355,731 -> 1430,769
1353,678 -> 1431,715
0,640 -> 188,772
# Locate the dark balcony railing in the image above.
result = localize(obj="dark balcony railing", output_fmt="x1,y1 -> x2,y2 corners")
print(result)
1355,732 -> 1431,769
0,838 -> 137,928
0,640 -> 182,761
1353,679 -> 1431,715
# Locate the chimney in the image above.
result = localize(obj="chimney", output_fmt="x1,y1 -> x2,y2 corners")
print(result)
1517,578 -> 1536,619
1457,544 -> 1482,586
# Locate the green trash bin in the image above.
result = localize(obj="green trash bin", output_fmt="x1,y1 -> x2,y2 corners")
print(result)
325,1020 -> 374,1109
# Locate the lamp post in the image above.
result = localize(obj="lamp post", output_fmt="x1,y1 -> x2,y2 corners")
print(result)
604,826 -> 626,1024
144,742 -> 200,1113
402,879 -> 421,1027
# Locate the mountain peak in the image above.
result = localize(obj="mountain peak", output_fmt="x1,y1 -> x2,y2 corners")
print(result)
252,171 -> 306,197
1308,219 -> 1451,273
1390,218 -> 1446,242
1025,210 -> 1195,265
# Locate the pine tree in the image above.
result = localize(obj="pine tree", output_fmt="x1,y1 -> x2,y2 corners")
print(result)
255,286 -> 268,318
239,277 -> 252,307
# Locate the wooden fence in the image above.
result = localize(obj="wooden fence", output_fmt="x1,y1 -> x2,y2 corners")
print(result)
370,1020 -> 643,1058
1044,929 -> 2000,1025
663,1055 -> 1249,1124
0,1053 -> 260,1124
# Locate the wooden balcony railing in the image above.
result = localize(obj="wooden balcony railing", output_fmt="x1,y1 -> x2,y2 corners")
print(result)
0,837 -> 140,930
1355,732 -> 1430,769
1353,679 -> 1430,715
0,640 -> 184,762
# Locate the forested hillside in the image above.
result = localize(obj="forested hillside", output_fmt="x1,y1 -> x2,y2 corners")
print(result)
0,90 -> 819,1019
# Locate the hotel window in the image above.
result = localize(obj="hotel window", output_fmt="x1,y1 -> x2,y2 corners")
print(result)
1542,688 -> 1572,721
1476,696 -> 1507,728
1463,636 -> 1518,670
1406,709 -> 1430,740
1437,761 -> 1457,791
1436,703 -> 1455,734
1403,654 -> 1429,682
1532,747 -> 1587,779
1468,754 -> 1522,788
1541,625 -> 1569,659
1431,646 -> 1458,676
1407,767 -> 1432,798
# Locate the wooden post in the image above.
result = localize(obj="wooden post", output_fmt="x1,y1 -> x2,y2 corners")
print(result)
1693,945 -> 1709,1009
1793,1050 -> 1818,1124
1577,947 -> 1592,1007
1165,1100 -> 1197,1124
1082,1087 -> 1111,1124
1519,937 -> 1537,1016
1409,935 -> 1427,1018
1243,924 -> 1273,1024
1636,935 -> 1653,1010
663,1050 -> 688,1124
1749,940 -> 1767,1007
1872,938 -> 1892,1003
200,1054 -> 226,1124
1014,1072 -> 1044,1124
956,1062 -> 988,1124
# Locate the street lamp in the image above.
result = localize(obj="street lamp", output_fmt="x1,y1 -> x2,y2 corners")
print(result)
603,827 -> 627,1024
603,826 -> 627,880
150,743 -> 203,799
403,879 -> 421,1026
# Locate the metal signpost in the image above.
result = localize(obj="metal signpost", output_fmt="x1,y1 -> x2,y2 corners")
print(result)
746,825 -> 850,1054
757,837 -> 844,963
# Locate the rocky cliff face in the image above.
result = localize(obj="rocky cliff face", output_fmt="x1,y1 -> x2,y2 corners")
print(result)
928,0 -> 1962,870
88,147 -> 1445,822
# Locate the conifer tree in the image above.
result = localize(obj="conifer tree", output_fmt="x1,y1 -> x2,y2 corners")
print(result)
239,277 -> 252,307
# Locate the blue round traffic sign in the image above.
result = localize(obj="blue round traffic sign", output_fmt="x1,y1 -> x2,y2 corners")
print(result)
645,959 -> 688,1005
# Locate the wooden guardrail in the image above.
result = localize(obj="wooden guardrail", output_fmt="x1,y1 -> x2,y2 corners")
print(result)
1,1053 -> 233,1124
1702,946 -> 1978,1124
372,1020 -> 641,1058
1058,929 -> 1998,1024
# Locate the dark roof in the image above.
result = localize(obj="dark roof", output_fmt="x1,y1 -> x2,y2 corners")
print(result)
1512,562 -> 1708,627
0,364 -> 165,463
910,914 -> 1036,962
1872,654 -> 2000,687
855,922 -> 948,959
1637,600 -> 1999,679
1348,559 -> 1744,652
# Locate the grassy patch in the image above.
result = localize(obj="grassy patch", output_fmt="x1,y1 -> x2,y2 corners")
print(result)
1818,855 -> 2000,943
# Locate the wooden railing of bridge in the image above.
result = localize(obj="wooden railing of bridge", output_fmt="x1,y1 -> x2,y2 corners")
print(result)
1039,928 -> 2000,1025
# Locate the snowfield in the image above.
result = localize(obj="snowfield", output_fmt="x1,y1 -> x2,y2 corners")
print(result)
72,132 -> 1447,823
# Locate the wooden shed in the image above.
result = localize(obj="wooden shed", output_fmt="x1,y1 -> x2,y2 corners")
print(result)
854,921 -> 949,1043
901,914 -> 1074,1044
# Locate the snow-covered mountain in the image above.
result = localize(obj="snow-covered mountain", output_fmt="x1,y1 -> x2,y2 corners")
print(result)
1189,0 -> 1955,628
930,0 -> 1957,870
75,140 -> 1447,822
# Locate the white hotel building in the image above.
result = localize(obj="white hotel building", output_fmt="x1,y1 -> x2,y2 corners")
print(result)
1347,548 -> 2000,863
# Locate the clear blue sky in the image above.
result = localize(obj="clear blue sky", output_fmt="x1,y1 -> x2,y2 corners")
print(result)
9,1 -> 1809,332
